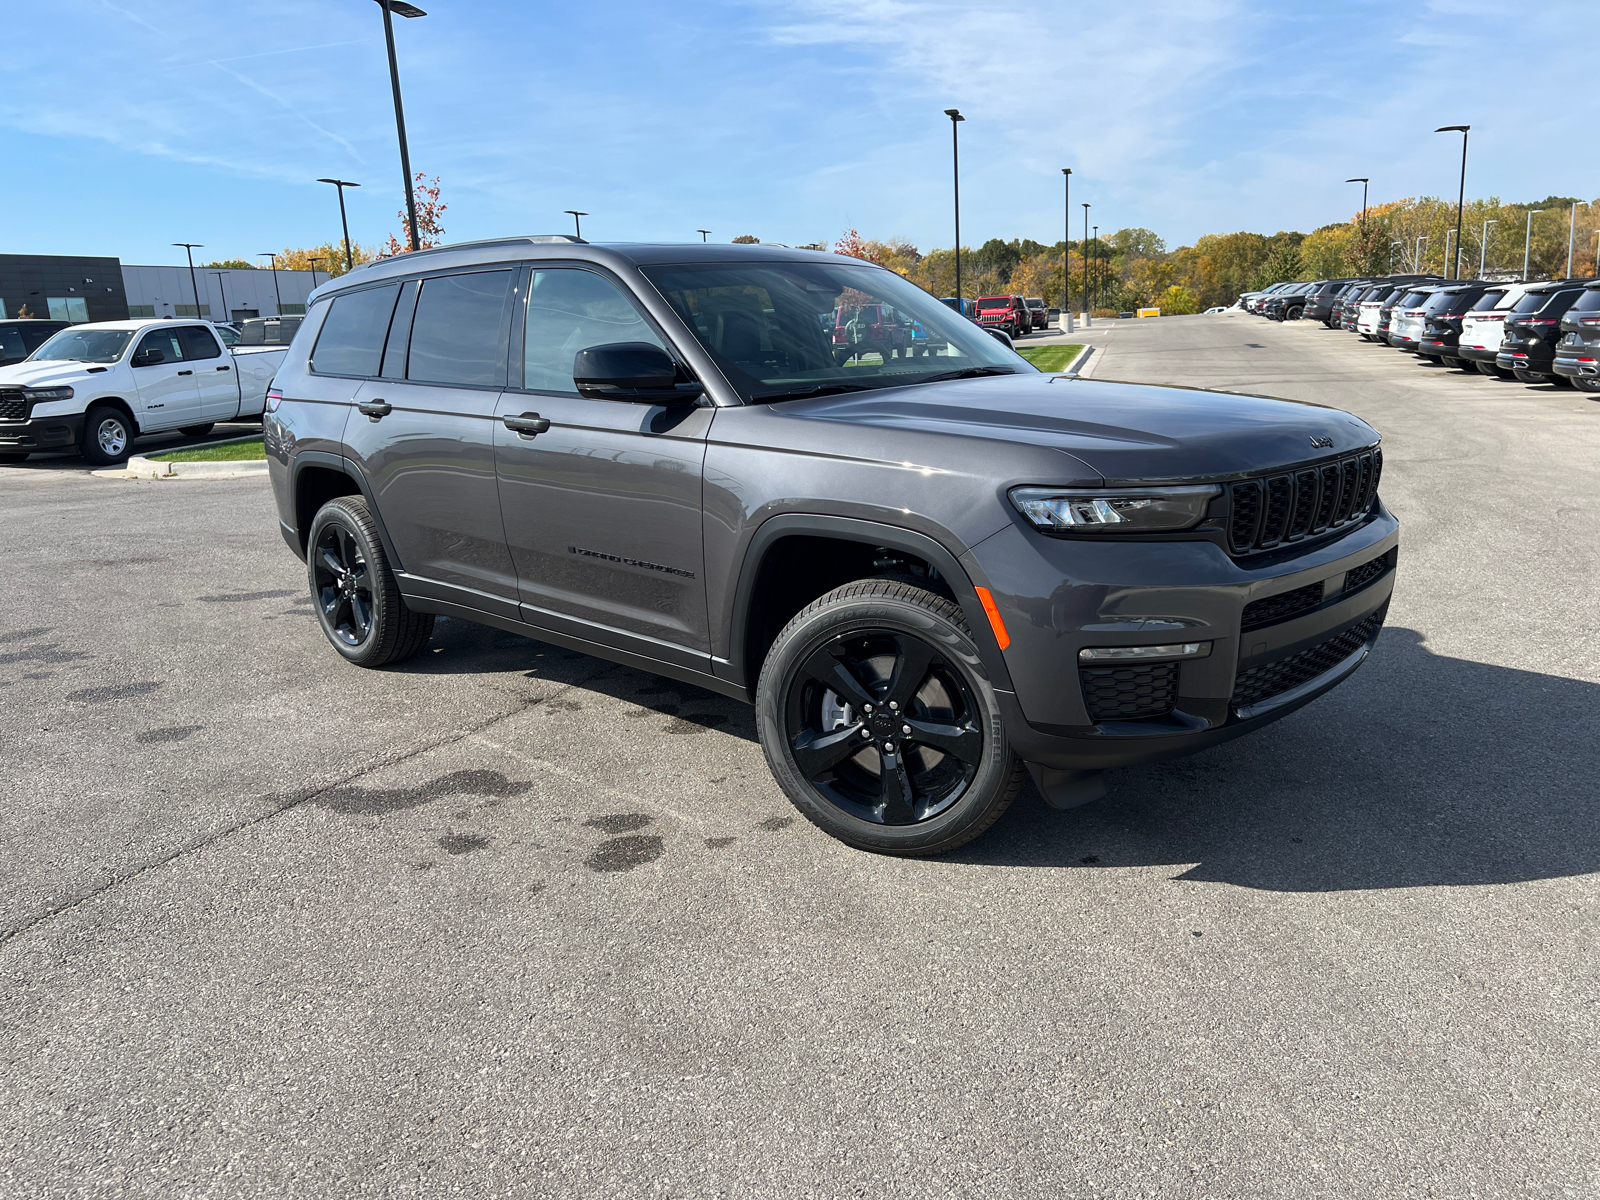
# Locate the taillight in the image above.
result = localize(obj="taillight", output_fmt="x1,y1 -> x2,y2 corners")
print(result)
1578,316 -> 1600,327
265,388 -> 283,413
1522,319 -> 1558,327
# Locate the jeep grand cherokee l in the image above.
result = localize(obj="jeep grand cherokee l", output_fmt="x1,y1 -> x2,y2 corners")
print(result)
267,238 -> 1398,856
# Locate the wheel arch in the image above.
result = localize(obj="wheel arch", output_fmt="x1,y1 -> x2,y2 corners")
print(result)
83,396 -> 141,435
289,450 -> 405,571
724,514 -> 1015,700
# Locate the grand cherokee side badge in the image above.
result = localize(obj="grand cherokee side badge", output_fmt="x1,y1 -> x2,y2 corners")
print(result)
1309,436 -> 1334,449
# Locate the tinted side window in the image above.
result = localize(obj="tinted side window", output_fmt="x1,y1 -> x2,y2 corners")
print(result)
134,328 -> 186,365
406,271 -> 511,387
177,326 -> 222,360
522,268 -> 665,394
381,279 -> 420,379
0,327 -> 26,363
1572,288 -> 1600,313
311,284 -> 401,377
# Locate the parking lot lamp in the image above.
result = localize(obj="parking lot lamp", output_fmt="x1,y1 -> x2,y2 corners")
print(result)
317,179 -> 361,271
211,272 -> 229,324
308,256 -> 324,288
1568,202 -> 1578,277
1524,210 -> 1544,281
1081,203 -> 1090,316
1092,225 -> 1099,310
1389,240 -> 1401,273
1479,219 -> 1497,276
697,229 -> 711,243
173,243 -> 203,319
258,253 -> 283,314
1415,235 -> 1427,274
1346,177 -> 1369,233
1435,126 -> 1469,279
1061,168 -> 1071,325
944,109 -> 964,308
375,1 -> 425,252
564,211 -> 587,240
1594,229 -> 1599,276
1443,228 -> 1456,280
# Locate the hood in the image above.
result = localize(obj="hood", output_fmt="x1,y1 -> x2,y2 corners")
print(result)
0,359 -> 111,388
777,371 -> 1379,485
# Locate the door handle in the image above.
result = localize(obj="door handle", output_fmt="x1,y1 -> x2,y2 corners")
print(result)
177,369 -> 193,376
357,400 -> 392,420
216,365 -> 231,371
502,412 -> 551,437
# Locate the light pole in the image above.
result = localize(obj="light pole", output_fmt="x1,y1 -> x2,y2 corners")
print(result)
1435,125 -> 1469,280
564,211 -> 587,240
1346,178 -> 1369,264
1524,209 -> 1544,281
317,178 -> 361,271
211,271 -> 229,324
1443,228 -> 1456,280
1594,229 -> 1600,277
1092,225 -> 1099,311
1568,202 -> 1579,277
1081,203 -> 1091,319
173,243 -> 203,318
1390,239 -> 1401,273
943,109 -> 964,310
375,1 -> 426,252
308,256 -> 324,289
1415,235 -> 1427,274
1479,219 -> 1497,277
1060,168 -> 1071,330
259,253 -> 283,314
697,229 -> 711,243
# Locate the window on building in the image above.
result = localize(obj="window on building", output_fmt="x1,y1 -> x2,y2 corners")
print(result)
0,298 -> 8,319
278,303 -> 306,315
174,304 -> 212,318
48,297 -> 89,323
127,305 -> 156,319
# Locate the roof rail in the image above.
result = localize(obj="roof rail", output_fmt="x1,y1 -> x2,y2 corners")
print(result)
349,234 -> 588,272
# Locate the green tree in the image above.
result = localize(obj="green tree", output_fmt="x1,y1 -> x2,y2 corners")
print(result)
201,258 -> 256,270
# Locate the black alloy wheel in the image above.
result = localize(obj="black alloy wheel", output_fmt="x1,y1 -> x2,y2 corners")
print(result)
313,521 -> 376,649
785,627 -> 982,827
1573,376 -> 1600,394
757,578 -> 1026,855
305,496 -> 434,667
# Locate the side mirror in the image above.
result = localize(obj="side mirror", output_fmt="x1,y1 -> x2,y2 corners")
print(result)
573,342 -> 702,404
132,347 -> 165,366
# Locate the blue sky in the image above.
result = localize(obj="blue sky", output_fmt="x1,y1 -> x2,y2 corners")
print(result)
3,1 -> 1592,266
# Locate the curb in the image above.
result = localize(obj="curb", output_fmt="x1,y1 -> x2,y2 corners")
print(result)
1060,344 -> 1095,377
116,455 -> 268,480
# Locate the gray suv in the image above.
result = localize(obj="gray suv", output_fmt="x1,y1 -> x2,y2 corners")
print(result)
266,237 -> 1398,856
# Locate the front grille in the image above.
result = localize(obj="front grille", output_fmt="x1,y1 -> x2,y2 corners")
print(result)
0,389 -> 27,422
1226,447 -> 1382,555
1081,662 -> 1179,722
1232,608 -> 1385,710
1342,548 -> 1394,595
1241,580 -> 1324,630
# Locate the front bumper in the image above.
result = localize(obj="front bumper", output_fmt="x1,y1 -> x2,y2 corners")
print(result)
970,510 -> 1399,772
0,413 -> 84,453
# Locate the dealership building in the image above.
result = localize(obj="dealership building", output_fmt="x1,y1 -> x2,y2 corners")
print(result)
1,253 -> 320,323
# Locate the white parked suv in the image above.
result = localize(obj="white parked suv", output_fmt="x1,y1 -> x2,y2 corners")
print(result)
0,319 -> 289,464
1457,283 -> 1534,378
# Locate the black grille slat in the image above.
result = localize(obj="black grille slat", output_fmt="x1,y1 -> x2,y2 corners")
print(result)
1333,458 -> 1360,525
1352,453 -> 1373,517
1241,580 -> 1324,631
1229,480 -> 1262,553
0,389 -> 27,422
1313,464 -> 1341,531
1367,449 -> 1383,511
1080,662 -> 1180,722
1288,471 -> 1318,539
1260,475 -> 1292,547
1232,608 -> 1386,709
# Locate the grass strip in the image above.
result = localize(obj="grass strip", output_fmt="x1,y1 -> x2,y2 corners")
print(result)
1016,344 -> 1086,372
149,438 -> 266,463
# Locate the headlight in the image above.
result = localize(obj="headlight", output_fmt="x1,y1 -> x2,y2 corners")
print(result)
23,386 -> 74,401
1009,484 -> 1220,534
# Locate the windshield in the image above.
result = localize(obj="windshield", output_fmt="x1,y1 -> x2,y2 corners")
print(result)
640,260 -> 1030,402
1467,290 -> 1507,312
30,327 -> 136,364
977,296 -> 1012,309
1397,291 -> 1429,309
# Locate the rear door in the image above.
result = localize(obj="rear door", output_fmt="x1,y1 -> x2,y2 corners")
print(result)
128,327 -> 202,430
177,326 -> 240,420
492,263 -> 711,664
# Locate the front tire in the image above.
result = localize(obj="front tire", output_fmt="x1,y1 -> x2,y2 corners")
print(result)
756,579 -> 1026,856
80,405 -> 134,465
306,496 -> 434,667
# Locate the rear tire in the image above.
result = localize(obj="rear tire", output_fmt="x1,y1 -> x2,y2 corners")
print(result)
306,496 -> 434,668
80,405 -> 134,466
756,578 -> 1026,856
1573,376 -> 1600,393
1513,367 -> 1549,384
1476,361 -> 1511,379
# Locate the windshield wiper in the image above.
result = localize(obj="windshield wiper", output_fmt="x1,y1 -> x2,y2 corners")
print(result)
750,381 -> 880,402
915,365 -> 1019,383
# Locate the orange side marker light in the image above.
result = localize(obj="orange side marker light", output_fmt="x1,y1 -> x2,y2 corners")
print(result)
973,586 -> 1010,650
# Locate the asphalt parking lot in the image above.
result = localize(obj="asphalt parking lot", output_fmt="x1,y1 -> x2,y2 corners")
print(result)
4,316 -> 1598,1198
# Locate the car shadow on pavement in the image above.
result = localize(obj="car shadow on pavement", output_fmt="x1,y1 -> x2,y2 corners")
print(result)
952,626 -> 1600,891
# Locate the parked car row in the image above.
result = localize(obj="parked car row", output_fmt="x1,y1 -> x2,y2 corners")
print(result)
974,294 -> 1049,338
1239,275 -> 1600,393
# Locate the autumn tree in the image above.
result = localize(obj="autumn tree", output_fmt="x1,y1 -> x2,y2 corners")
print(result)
383,173 -> 447,255
202,258 -> 256,270
275,241 -> 377,279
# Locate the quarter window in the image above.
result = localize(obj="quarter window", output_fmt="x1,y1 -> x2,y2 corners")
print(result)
406,271 -> 512,387
311,284 -> 401,377
522,268 -> 666,394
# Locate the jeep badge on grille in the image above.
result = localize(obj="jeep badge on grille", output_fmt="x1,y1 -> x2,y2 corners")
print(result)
1309,436 -> 1334,449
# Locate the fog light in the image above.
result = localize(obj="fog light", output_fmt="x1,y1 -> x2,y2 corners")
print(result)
1078,642 -> 1211,662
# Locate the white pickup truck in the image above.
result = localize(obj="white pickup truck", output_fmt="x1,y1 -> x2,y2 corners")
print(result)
0,318 -> 290,465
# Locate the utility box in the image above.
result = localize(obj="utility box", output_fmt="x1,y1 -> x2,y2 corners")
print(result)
1136,308 -> 1161,318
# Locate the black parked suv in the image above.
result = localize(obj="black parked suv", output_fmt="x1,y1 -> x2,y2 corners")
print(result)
1497,280 -> 1591,384
1303,279 -> 1358,326
1551,281 -> 1600,393
266,237 -> 1398,856
0,318 -> 70,367
1415,282 -> 1494,366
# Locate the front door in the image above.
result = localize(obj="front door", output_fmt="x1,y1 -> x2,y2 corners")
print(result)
340,269 -> 519,610
128,327 -> 201,430
176,325 -> 241,420
493,265 -> 710,663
